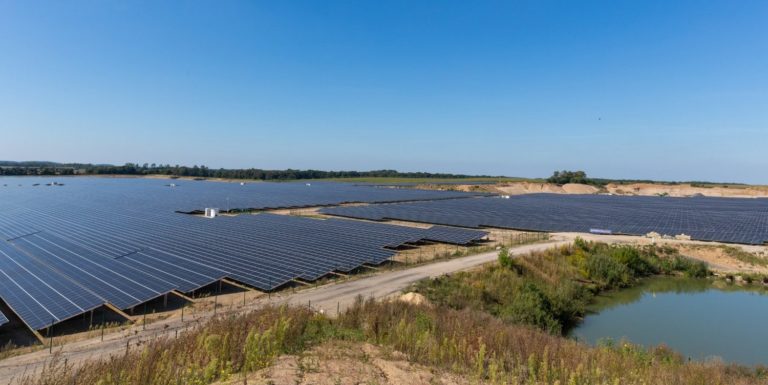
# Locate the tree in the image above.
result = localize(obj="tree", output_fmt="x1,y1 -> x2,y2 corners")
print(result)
547,170 -> 590,185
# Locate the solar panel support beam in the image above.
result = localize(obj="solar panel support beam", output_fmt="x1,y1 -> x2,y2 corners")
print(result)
172,290 -> 195,303
221,278 -> 256,292
104,303 -> 134,323
30,328 -> 46,344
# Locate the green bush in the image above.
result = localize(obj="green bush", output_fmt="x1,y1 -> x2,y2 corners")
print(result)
609,246 -> 656,276
498,282 -> 561,334
684,260 -> 709,278
585,253 -> 632,288
574,236 -> 589,251
498,246 -> 514,269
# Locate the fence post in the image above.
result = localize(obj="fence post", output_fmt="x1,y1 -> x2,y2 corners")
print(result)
49,317 -> 54,354
101,310 -> 105,341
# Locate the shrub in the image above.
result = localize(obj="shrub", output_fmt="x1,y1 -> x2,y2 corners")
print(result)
498,246 -> 514,269
684,260 -> 709,278
498,282 -> 561,334
574,236 -> 589,251
585,253 -> 632,288
609,246 -> 656,276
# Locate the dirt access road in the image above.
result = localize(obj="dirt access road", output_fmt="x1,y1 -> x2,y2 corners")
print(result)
0,239 -> 572,384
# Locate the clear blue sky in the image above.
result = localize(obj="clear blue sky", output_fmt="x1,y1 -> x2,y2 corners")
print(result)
1,1 -> 766,183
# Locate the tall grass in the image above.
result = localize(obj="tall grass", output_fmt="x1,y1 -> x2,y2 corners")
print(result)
14,306 -> 334,385
341,298 -> 768,385
16,300 -> 768,385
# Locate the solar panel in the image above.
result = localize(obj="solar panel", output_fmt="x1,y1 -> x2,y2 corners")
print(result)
0,241 -> 105,330
0,176 -> 492,330
117,248 -> 228,293
0,309 -> 8,327
11,233 -> 174,310
322,194 -> 768,245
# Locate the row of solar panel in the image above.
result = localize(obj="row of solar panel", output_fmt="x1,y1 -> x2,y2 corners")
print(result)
0,240 -> 107,330
4,209 -> 427,283
0,199 -> 486,277
0,212 -> 485,331
321,194 -> 768,245
0,177 -> 484,214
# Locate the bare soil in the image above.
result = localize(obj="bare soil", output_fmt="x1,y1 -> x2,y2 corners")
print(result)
604,182 -> 768,198
213,341 -> 476,385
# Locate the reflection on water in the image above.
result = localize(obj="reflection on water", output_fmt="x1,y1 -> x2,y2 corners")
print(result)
570,277 -> 768,366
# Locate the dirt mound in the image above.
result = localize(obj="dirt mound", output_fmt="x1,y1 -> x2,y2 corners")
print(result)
561,183 -> 600,194
494,182 -> 598,195
414,180 -> 768,199
215,341 -> 470,385
605,183 -> 768,198
398,292 -> 431,307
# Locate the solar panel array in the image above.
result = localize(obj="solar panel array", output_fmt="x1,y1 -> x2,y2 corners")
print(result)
0,177 -> 486,331
322,194 -> 768,245
0,241 -> 106,330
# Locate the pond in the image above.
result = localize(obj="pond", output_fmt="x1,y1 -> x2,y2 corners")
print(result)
570,277 -> 768,366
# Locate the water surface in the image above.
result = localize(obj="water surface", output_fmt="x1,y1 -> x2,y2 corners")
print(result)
570,277 -> 768,366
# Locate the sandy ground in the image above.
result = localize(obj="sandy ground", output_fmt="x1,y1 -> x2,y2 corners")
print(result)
217,294 -> 448,385
604,182 -> 768,198
493,182 -> 600,195
418,181 -> 768,198
416,181 -> 599,195
214,340 -> 474,385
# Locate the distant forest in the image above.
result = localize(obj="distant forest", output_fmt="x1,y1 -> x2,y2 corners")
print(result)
0,161 -> 486,180
0,162 -> 745,185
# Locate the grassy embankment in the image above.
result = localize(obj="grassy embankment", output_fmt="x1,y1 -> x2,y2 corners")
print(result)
720,245 -> 768,267
19,241 -> 768,385
412,239 -> 708,334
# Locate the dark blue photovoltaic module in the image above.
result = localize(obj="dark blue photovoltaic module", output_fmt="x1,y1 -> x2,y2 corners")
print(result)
0,177 -> 487,330
322,194 -> 768,245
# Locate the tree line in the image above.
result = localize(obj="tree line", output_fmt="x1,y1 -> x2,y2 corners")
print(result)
0,161 -> 486,180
